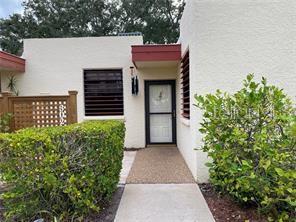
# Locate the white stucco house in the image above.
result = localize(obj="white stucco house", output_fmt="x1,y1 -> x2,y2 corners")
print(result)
0,0 -> 295,182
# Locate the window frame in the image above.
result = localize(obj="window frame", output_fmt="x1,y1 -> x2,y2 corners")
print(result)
181,50 -> 190,119
83,69 -> 124,117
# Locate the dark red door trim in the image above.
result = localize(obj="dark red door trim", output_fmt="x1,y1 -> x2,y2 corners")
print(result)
132,44 -> 181,66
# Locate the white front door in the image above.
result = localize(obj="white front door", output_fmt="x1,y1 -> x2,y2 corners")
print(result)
146,81 -> 176,144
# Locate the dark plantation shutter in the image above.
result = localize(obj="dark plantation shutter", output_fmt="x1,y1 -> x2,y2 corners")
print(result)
181,51 -> 190,119
84,70 -> 124,116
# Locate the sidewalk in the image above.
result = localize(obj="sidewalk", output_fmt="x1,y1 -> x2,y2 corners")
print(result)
115,147 -> 215,222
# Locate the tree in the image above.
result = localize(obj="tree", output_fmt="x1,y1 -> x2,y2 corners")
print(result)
118,0 -> 185,43
23,0 -> 119,37
0,0 -> 121,55
0,14 -> 26,55
0,0 -> 185,55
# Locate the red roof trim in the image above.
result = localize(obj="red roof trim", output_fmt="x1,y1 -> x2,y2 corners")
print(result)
132,44 -> 181,66
0,51 -> 26,72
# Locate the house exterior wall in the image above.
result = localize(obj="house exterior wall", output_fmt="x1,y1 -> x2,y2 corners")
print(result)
1,36 -> 149,148
177,0 -> 205,182
1,0 -> 295,183
178,0 -> 296,182
1,36 -> 179,149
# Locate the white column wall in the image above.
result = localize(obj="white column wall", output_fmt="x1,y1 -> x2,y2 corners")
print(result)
179,0 -> 296,182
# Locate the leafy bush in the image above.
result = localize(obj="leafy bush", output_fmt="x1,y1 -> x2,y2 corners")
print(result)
0,113 -> 12,133
0,120 -> 125,221
195,74 -> 296,221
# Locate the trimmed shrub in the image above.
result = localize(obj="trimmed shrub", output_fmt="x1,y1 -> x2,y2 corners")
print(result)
0,113 -> 12,133
195,75 -> 296,221
0,120 -> 125,221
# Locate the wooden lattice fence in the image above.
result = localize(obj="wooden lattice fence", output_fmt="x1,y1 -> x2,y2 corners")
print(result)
0,91 -> 78,131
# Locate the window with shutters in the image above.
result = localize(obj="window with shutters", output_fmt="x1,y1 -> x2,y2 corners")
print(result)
84,69 -> 124,116
181,50 -> 190,119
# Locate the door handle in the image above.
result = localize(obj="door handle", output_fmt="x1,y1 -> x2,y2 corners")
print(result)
173,110 -> 176,118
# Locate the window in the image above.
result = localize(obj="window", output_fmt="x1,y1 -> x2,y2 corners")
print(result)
181,50 -> 190,119
84,69 -> 123,116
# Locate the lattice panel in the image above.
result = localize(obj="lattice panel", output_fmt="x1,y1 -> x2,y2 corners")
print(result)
13,102 -> 34,129
13,99 -> 68,130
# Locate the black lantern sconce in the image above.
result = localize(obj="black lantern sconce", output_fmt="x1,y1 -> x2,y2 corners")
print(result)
130,66 -> 139,95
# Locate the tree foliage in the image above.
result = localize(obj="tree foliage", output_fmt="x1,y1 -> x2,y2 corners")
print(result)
118,0 -> 184,44
0,14 -> 26,55
0,0 -> 185,55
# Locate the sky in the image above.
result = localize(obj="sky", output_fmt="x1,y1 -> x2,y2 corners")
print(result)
0,0 -> 23,18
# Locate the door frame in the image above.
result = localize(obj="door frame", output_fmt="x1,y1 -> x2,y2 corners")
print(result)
145,80 -> 177,145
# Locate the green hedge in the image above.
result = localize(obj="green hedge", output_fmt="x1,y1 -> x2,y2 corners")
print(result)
195,75 -> 296,221
0,113 -> 12,133
0,120 -> 125,221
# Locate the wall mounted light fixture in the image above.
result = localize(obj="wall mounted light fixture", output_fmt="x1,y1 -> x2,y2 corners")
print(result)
130,66 -> 139,95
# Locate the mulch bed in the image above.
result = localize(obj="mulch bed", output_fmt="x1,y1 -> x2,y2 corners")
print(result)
0,184 -> 124,222
199,183 -> 267,222
0,182 -> 8,221
86,186 -> 124,222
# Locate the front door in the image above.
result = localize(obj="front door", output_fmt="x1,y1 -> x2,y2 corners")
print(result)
145,80 -> 176,144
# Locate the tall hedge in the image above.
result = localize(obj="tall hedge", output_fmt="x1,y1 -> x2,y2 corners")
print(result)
195,75 -> 296,221
0,120 -> 125,221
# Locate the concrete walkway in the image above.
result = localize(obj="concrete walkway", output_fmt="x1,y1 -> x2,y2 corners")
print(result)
116,147 -> 215,222
119,151 -> 137,185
